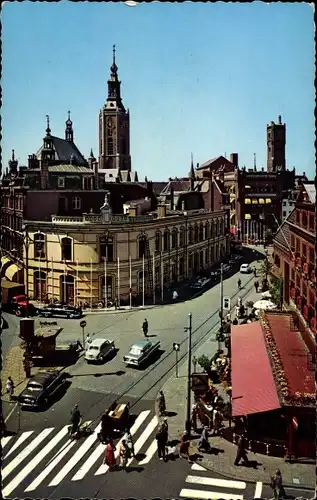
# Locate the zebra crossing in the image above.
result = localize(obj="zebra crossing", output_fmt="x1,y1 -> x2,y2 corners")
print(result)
179,463 -> 252,500
2,409 -> 159,498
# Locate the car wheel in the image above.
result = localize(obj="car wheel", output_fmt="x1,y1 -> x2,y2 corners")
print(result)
44,312 -> 50,318
69,314 -> 74,319
15,309 -> 22,317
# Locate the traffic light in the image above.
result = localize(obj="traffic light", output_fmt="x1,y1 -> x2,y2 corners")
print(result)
173,342 -> 180,351
223,297 -> 230,311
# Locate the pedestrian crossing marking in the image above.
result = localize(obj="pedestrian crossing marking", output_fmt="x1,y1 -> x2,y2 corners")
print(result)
94,409 -> 150,476
73,410 -> 150,480
254,481 -> 262,498
1,435 -> 13,450
126,415 -> 158,467
3,426 -> 69,498
2,428 -> 54,481
4,430 -> 34,458
138,438 -> 157,465
180,489 -> 244,500
191,463 -> 207,471
186,475 -> 246,489
49,423 -> 102,486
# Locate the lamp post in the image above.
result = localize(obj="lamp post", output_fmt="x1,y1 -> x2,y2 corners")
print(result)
219,262 -> 224,350
184,312 -> 192,436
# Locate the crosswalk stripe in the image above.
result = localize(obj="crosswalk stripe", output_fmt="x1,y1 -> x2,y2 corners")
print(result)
180,488 -> 244,500
2,428 -> 54,481
254,481 -> 262,498
94,410 -> 151,476
126,415 -> 158,467
73,410 -> 150,480
48,423 -> 102,486
4,431 -> 34,458
2,426 -> 69,498
25,440 -> 76,492
191,463 -> 207,471
1,436 -> 13,450
138,438 -> 157,465
186,475 -> 246,489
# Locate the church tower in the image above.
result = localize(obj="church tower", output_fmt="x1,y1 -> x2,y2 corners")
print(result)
267,115 -> 286,172
99,45 -> 131,172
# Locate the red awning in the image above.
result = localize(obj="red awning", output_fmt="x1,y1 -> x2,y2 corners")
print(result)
231,322 -> 281,416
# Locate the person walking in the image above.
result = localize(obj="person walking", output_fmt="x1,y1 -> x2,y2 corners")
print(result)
237,279 -> 242,290
156,390 -> 166,416
198,426 -> 210,453
212,408 -> 223,436
69,404 -> 81,437
6,377 -> 14,401
156,425 -> 167,461
85,333 -> 92,351
142,318 -> 148,337
253,267 -> 257,277
254,280 -> 259,293
123,428 -> 135,457
190,403 -> 198,433
270,469 -> 285,499
234,434 -> 249,466
179,431 -> 190,461
104,439 -> 116,471
119,439 -> 129,470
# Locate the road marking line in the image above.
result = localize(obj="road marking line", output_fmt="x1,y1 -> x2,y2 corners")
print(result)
2,428 -> 54,481
48,423 -> 102,486
126,414 -> 158,467
73,410 -> 150,480
180,488 -> 244,499
191,463 -> 207,471
4,402 -> 18,424
94,410 -> 151,476
4,430 -> 34,459
1,436 -> 13,450
24,440 -> 76,491
254,481 -> 262,498
3,426 -> 69,498
138,438 -> 157,465
186,475 -> 246,489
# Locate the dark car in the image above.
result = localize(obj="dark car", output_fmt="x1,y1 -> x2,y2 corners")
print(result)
18,371 -> 67,410
38,304 -> 82,319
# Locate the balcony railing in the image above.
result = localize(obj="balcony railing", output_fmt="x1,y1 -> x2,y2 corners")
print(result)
51,213 -> 158,225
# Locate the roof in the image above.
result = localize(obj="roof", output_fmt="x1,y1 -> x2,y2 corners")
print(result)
302,183 -> 316,204
197,155 -> 234,171
262,312 -> 315,406
138,182 -> 168,195
36,136 -> 87,166
273,215 -> 292,251
231,322 -> 281,417
160,180 -> 191,194
48,165 -> 94,174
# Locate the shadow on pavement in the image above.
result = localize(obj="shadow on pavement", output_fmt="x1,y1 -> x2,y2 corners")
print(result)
66,370 -> 126,378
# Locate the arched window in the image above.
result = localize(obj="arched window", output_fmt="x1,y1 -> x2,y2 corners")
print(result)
179,257 -> 185,276
155,231 -> 161,253
188,226 -> 193,245
163,230 -> 170,252
171,229 -> 178,249
199,223 -> 204,241
121,137 -> 127,155
60,274 -> 75,305
210,223 -> 214,238
205,222 -> 209,239
139,235 -> 148,258
194,224 -> 198,243
179,227 -> 185,247
34,232 -> 45,259
34,270 -> 46,301
61,237 -> 72,261
108,137 -> 114,155
99,235 -> 114,262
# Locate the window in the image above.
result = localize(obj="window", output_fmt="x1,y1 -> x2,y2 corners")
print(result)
210,224 -> 213,238
138,235 -> 148,258
188,226 -> 193,244
163,230 -> 170,251
34,270 -> 46,301
296,210 -> 300,224
205,223 -> 209,239
302,243 -> 307,261
179,227 -> 185,247
61,237 -> 72,261
155,231 -> 161,252
283,211 -> 286,217
295,238 -> 300,253
34,232 -> 45,259
171,229 -> 178,249
309,214 -> 314,231
58,177 -> 65,188
309,247 -> 315,263
290,235 -> 295,251
108,138 -> 114,155
99,235 -> 114,262
199,223 -> 204,241
83,177 -> 91,190
72,197 -> 81,210
302,211 -> 307,228
194,224 -> 198,243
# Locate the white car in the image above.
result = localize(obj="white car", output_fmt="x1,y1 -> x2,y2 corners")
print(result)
85,338 -> 115,363
240,263 -> 252,274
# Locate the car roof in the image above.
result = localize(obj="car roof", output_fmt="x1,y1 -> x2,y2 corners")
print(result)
29,371 -> 59,383
132,339 -> 152,349
89,338 -> 110,347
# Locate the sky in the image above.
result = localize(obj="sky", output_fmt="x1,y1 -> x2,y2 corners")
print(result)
2,1 -> 315,181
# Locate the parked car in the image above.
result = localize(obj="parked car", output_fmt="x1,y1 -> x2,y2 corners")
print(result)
85,338 -> 115,363
18,371 -> 68,410
123,339 -> 160,368
240,263 -> 252,274
38,304 -> 82,319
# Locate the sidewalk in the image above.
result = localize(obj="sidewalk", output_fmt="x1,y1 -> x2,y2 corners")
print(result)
160,285 -> 315,490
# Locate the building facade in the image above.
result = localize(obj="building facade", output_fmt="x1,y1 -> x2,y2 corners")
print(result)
273,183 -> 316,335
23,198 -> 229,306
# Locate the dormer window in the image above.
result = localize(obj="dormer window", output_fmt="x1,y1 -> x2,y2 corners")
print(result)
58,177 -> 65,188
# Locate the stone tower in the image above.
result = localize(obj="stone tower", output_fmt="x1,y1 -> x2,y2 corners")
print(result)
98,45 -> 131,172
267,115 -> 286,172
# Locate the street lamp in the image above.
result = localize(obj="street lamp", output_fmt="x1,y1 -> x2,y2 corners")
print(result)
184,312 -> 192,436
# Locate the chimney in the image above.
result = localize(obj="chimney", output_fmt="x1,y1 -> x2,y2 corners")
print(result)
210,175 -> 215,211
170,186 -> 174,210
157,204 -> 166,218
40,160 -> 49,189
230,153 -> 238,167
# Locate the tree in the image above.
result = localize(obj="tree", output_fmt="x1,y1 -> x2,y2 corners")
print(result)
197,355 -> 211,374
270,276 -> 283,309
259,258 -> 274,281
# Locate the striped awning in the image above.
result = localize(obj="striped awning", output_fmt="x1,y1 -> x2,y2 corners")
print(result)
5,264 -> 22,281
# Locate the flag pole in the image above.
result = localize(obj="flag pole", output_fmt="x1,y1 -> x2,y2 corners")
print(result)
129,254 -> 132,309
76,260 -> 79,308
90,258 -> 93,310
117,256 -> 120,308
142,254 -> 145,308
152,253 -> 155,305
161,251 -> 164,303
104,256 -> 107,309
51,256 -> 54,302
38,259 -> 41,303
63,259 -> 67,304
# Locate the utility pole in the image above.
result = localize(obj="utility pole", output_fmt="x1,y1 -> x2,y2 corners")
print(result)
184,313 -> 192,436
219,263 -> 224,350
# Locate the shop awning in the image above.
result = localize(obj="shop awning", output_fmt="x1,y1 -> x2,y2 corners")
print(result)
5,264 -> 22,281
231,322 -> 281,416
244,214 -> 251,220
1,256 -> 11,267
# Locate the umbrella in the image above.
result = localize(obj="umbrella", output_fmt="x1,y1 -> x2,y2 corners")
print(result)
261,290 -> 272,299
253,299 -> 277,310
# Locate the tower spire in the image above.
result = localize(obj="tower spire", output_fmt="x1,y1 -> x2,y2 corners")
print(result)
110,44 -> 118,75
65,110 -> 74,142
46,114 -> 51,135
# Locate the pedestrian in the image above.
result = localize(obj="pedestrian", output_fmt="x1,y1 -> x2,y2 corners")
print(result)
156,390 -> 166,416
237,296 -> 242,307
119,439 -> 129,470
226,313 -> 231,323
190,403 -> 198,433
85,334 -> 92,351
270,469 -> 285,499
253,267 -> 257,277
237,278 -> 242,290
255,281 -> 259,293
172,290 -> 179,301
234,434 -> 249,466
212,408 -> 223,435
179,431 -> 190,461
159,417 -> 168,442
69,404 -> 81,437
123,428 -> 135,457
104,439 -> 116,470
155,426 -> 167,461
142,318 -> 148,337
6,377 -> 14,400
198,426 -> 210,453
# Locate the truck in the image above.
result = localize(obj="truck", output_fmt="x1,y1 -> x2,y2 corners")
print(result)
1,278 -> 37,316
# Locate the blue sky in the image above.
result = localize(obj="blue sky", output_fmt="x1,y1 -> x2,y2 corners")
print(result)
2,2 -> 315,181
